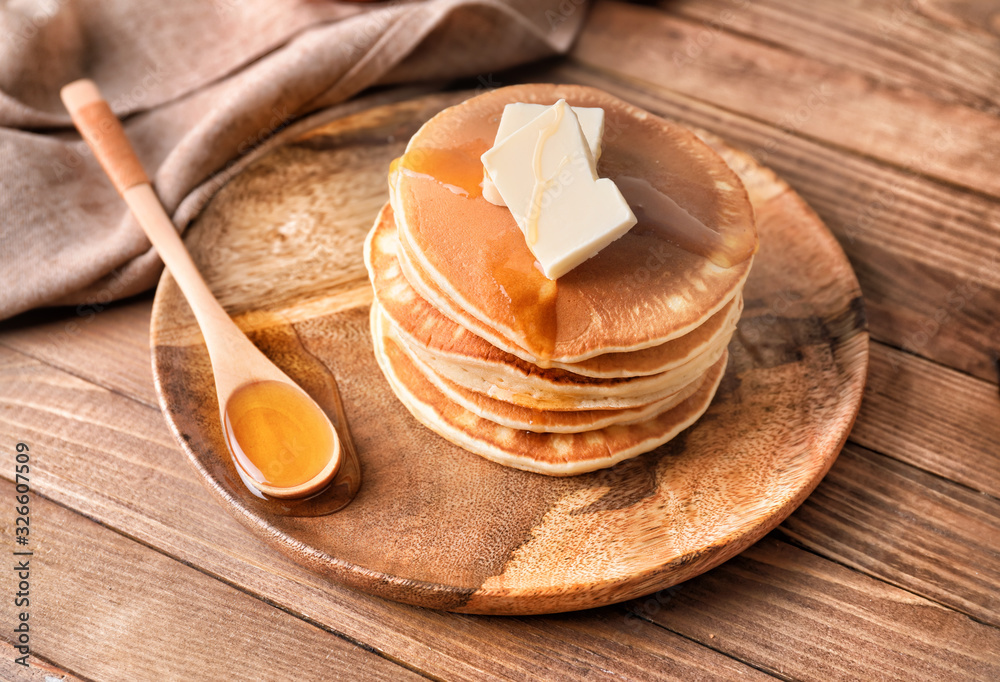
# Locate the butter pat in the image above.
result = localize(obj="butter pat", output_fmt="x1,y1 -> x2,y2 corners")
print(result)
481,100 -> 636,280
483,103 -> 604,206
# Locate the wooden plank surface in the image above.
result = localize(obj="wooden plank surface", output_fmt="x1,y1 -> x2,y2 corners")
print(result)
632,536 -> 1000,681
0,641 -> 86,682
572,2 -> 1000,197
853,343 -> 1000,498
3,323 -> 998,678
781,443 -> 1000,626
660,0 -> 1000,111
0,478 -> 421,681
920,0 -> 1000,38
0,295 -> 158,408
7,298 -> 996,508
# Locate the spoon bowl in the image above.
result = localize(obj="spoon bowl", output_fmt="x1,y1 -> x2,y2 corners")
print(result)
223,379 -> 342,499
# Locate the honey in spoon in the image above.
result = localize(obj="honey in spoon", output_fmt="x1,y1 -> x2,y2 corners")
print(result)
223,380 -> 341,499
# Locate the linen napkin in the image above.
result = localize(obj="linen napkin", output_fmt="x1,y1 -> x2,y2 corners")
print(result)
0,0 -> 588,320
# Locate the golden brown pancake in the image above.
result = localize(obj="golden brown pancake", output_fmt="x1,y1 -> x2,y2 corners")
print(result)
404,328 -> 728,411
373,304 -> 704,433
371,303 -> 730,476
366,201 -> 742,378
365,84 -> 756,474
390,83 -> 756,364
365,205 -> 735,409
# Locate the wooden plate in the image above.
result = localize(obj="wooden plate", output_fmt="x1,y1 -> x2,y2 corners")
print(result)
151,92 -> 868,615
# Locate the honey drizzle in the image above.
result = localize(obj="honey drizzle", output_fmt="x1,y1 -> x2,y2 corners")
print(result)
394,143 -> 484,198
485,229 -> 558,363
395,138 -> 559,362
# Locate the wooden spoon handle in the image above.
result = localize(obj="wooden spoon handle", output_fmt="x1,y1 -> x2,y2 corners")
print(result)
59,78 -> 250,382
60,79 -> 149,196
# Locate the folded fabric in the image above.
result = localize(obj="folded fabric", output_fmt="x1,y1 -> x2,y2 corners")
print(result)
0,0 -> 588,320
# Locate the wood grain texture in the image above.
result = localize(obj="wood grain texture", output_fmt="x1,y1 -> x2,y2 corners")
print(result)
852,342 -> 1000,499
0,479 -> 420,682
781,443 -> 1000,627
0,641 -> 86,682
0,296 -> 158,407
0,346 -> 772,680
150,97 -> 456,336
920,0 -> 1000,38
634,536 -> 1000,681
541,61 -> 1000,382
147,91 -> 867,614
573,2 -> 1000,197
5,341 -> 992,680
7,295 -> 993,518
13,300 -> 1000,675
660,0 -> 1000,112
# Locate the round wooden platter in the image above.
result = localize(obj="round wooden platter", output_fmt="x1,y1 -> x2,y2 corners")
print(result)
150,91 -> 868,615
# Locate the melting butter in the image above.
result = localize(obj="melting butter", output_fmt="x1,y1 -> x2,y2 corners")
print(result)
525,102 -> 565,246
483,103 -> 605,207
481,100 -> 636,280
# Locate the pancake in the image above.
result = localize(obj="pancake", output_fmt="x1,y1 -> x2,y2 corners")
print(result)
365,84 -> 756,474
403,322 -> 729,411
390,83 -> 756,364
366,201 -> 743,378
374,304 -> 705,433
371,302 -> 730,476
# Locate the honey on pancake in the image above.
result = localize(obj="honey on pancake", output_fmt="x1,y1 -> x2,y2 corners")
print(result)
390,84 -> 757,361
395,142 -> 484,198
223,380 -> 336,490
616,175 -> 756,268
485,228 -> 559,364
396,143 -> 560,363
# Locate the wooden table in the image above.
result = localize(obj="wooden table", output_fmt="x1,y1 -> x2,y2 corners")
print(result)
2,1 -> 998,679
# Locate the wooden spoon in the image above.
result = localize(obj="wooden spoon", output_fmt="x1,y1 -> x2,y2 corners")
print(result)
60,79 -> 342,500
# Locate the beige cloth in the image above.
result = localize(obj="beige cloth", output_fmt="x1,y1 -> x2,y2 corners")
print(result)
0,0 -> 587,320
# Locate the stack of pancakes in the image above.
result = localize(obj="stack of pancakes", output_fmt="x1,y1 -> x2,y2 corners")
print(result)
365,84 -> 757,476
